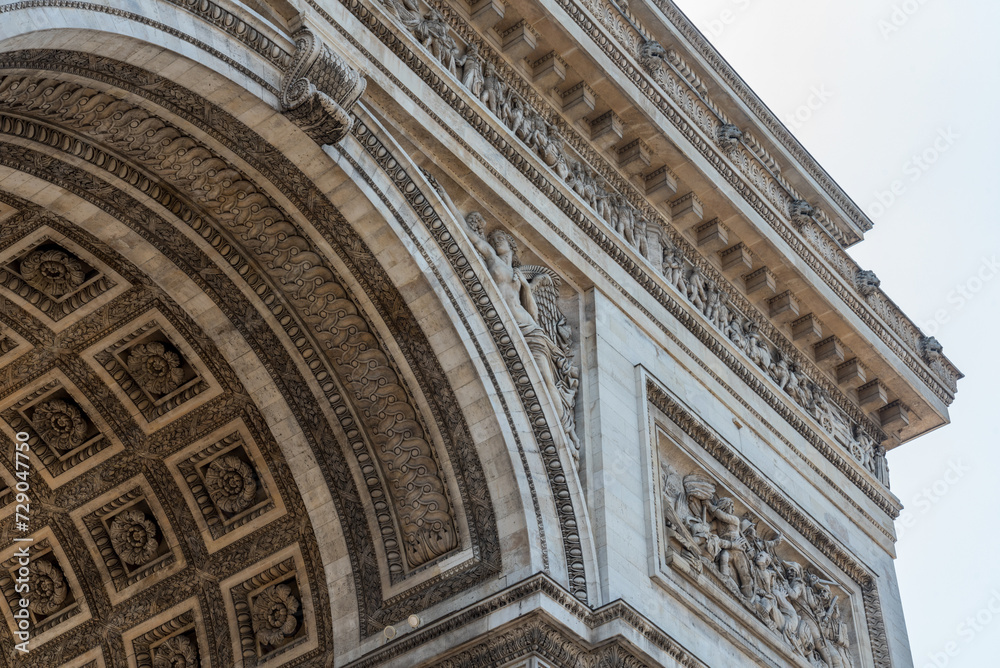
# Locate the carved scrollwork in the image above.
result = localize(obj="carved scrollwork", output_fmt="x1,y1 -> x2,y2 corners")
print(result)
28,559 -> 68,616
32,398 -> 88,452
280,27 -> 366,145
251,584 -> 300,646
109,508 -> 160,566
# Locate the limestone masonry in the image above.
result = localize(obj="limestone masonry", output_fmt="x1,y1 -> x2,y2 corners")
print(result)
0,0 -> 960,666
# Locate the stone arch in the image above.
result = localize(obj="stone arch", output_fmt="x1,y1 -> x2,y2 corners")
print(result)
0,23 -> 567,665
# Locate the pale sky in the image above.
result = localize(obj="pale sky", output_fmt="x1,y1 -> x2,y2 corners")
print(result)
670,1 -> 1000,666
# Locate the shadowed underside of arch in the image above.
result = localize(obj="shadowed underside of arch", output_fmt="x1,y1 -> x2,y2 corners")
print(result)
0,44 -> 504,666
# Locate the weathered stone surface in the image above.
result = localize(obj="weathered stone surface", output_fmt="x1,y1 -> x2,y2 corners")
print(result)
0,2 -> 958,667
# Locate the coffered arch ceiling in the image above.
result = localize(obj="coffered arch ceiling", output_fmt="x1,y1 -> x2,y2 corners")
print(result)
0,33 -> 531,666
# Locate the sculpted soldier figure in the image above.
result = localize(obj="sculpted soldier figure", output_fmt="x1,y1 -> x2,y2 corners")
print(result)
706,496 -> 754,598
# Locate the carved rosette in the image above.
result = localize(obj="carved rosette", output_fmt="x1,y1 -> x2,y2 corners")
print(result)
251,584 -> 300,646
127,342 -> 185,395
28,559 -> 68,616
109,509 -> 160,566
19,248 -> 85,297
205,455 -> 257,514
280,27 -> 366,145
152,636 -> 198,668
32,398 -> 88,452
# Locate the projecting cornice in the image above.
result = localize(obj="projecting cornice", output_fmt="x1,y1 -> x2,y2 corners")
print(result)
1,0 -> 957,444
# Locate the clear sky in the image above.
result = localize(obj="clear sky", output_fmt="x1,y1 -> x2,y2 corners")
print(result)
669,1 -> 1000,666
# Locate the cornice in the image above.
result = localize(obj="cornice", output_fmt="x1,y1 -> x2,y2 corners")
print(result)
3,0 -> 957,412
548,0 -> 962,402
345,573 -> 707,668
313,0 -> 904,514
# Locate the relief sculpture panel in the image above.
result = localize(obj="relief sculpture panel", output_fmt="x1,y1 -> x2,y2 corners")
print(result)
655,430 -> 861,668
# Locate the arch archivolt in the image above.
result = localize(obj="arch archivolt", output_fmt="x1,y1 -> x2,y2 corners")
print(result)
0,33 -> 561,666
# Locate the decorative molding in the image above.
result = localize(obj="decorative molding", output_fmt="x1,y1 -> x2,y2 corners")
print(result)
0,72 -> 457,570
317,1 -> 900,513
344,574 -> 706,668
4,0 -> 956,401
280,26 -> 366,144
349,118 -> 588,600
0,1 -> 282,93
569,0 -> 961,398
645,377 -> 892,667
0,50 -> 499,636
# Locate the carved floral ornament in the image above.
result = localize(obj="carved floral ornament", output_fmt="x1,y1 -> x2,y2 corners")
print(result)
126,341 -> 185,395
252,583 -> 300,646
152,636 -> 198,668
32,398 -> 88,452
205,454 -> 257,513
28,559 -> 68,616
0,72 -> 463,570
108,508 -> 160,566
19,247 -> 86,297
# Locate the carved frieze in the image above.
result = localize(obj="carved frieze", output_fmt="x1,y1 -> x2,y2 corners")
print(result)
657,453 -> 858,667
646,377 -> 892,667
335,0 -> 893,492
